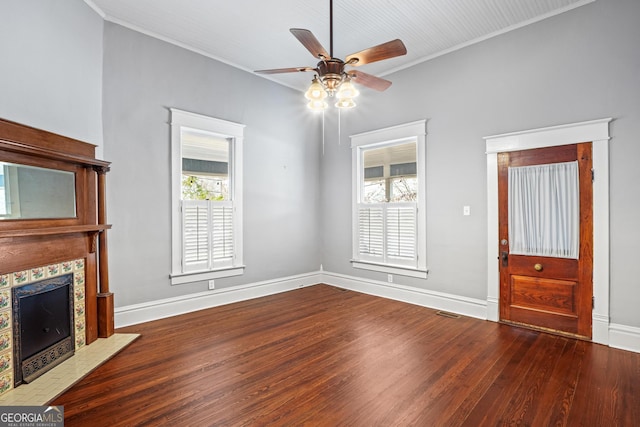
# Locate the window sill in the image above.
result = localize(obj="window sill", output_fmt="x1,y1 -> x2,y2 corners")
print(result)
170,266 -> 245,285
351,260 -> 428,279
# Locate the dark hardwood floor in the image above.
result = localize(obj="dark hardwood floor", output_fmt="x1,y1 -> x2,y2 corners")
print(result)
52,284 -> 640,426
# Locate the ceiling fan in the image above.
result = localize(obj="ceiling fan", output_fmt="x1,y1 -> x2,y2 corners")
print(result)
255,0 -> 407,109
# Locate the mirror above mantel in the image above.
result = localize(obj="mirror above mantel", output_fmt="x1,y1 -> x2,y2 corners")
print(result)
0,161 -> 77,220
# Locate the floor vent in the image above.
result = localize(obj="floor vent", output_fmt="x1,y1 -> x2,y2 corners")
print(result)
435,311 -> 460,319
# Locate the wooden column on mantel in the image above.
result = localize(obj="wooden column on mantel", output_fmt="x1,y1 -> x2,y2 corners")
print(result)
0,118 -> 114,344
95,165 -> 114,337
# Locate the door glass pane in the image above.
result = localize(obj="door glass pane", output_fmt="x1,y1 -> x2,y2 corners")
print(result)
508,161 -> 579,259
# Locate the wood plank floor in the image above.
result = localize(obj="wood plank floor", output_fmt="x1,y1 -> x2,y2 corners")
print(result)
52,284 -> 640,426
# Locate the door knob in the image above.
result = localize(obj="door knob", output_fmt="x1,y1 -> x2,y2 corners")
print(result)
534,263 -> 543,272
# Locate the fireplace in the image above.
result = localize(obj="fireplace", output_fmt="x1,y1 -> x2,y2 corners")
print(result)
0,261 -> 87,392
13,274 -> 75,385
0,118 -> 114,397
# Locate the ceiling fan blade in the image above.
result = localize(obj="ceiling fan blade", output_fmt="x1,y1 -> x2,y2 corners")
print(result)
255,67 -> 316,74
290,28 -> 330,59
345,39 -> 407,66
347,70 -> 392,91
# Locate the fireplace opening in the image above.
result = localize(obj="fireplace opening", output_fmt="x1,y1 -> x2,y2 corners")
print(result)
12,273 -> 75,385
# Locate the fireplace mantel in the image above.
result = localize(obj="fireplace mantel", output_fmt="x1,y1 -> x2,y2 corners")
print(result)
0,224 -> 111,239
0,118 -> 114,345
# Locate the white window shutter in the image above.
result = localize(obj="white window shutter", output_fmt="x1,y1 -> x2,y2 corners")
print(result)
182,200 -> 235,272
182,200 -> 210,272
387,204 -> 417,262
211,203 -> 234,266
357,202 -> 417,267
358,205 -> 384,258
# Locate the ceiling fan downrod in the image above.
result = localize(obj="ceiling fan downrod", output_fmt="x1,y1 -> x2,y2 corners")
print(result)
329,0 -> 334,58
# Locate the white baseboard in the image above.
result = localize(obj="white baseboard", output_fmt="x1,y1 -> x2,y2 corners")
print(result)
321,271 -> 487,320
609,323 -> 640,353
114,271 -> 322,328
114,269 -> 640,355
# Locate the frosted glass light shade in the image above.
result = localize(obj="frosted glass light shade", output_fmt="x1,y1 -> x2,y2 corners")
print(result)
335,98 -> 356,109
336,80 -> 359,99
307,99 -> 328,111
305,78 -> 328,100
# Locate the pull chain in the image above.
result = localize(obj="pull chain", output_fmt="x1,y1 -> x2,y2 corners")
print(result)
338,108 -> 341,145
322,109 -> 325,156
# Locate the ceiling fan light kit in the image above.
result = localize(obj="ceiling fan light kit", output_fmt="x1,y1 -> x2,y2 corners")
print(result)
255,0 -> 406,111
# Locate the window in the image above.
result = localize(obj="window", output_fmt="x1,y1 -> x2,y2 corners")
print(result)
351,120 -> 427,278
170,109 -> 244,285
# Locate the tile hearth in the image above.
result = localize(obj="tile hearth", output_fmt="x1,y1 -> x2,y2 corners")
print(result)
0,333 -> 139,405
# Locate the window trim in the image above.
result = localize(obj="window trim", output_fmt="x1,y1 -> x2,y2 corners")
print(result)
169,108 -> 245,285
351,120 -> 427,278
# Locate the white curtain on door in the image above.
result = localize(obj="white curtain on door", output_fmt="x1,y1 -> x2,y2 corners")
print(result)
508,161 -> 579,259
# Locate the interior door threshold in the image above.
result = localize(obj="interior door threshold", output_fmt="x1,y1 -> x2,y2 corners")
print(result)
499,320 -> 591,341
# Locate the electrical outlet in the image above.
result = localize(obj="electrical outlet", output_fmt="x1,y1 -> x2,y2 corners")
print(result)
388,274 -> 393,283
463,205 -> 471,216
208,279 -> 215,290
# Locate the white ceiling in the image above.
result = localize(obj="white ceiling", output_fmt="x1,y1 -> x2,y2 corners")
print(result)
85,0 -> 593,92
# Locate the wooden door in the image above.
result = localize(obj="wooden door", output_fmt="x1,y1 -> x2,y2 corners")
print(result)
498,143 -> 593,338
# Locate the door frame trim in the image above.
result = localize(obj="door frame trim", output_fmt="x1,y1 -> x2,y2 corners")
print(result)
485,118 -> 612,345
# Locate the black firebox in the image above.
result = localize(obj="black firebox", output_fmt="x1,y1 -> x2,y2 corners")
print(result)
12,273 -> 75,385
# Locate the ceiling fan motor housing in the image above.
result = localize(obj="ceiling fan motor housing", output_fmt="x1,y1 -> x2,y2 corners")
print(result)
317,59 -> 345,93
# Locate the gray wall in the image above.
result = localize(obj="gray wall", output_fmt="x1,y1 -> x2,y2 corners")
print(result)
1,0 -> 638,328
0,0 -> 104,156
102,23 -> 322,306
321,0 -> 640,327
